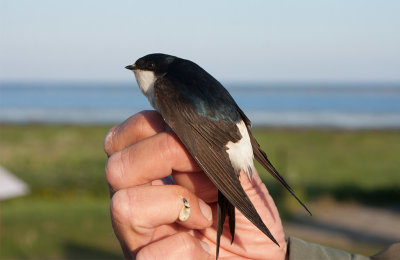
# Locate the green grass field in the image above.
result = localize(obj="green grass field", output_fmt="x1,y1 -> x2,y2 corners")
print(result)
0,124 -> 399,259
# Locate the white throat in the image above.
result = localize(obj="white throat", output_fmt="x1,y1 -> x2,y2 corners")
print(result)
133,70 -> 158,109
134,70 -> 157,95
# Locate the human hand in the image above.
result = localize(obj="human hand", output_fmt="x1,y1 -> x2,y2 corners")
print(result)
104,110 -> 287,259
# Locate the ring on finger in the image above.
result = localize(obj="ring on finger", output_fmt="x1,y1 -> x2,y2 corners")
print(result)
178,197 -> 191,221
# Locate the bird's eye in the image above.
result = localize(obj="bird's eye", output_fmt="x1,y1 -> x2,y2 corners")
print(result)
149,63 -> 155,68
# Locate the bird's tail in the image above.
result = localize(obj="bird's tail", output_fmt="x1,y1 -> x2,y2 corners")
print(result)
216,190 -> 235,259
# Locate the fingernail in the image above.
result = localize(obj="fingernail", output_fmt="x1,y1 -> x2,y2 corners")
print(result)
104,125 -> 118,156
199,240 -> 211,254
198,199 -> 212,221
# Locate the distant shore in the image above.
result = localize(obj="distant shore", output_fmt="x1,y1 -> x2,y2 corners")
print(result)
2,82 -> 400,128
2,118 -> 400,130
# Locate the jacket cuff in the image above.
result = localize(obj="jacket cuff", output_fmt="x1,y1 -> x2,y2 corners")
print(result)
287,236 -> 370,260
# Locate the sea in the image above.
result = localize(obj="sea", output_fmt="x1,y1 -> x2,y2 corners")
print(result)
1,81 -> 400,129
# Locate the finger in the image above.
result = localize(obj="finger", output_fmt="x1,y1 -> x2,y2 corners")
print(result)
105,132 -> 201,190
110,185 -> 213,251
104,110 -> 165,156
173,172 -> 218,203
111,185 -> 212,232
136,233 -> 210,260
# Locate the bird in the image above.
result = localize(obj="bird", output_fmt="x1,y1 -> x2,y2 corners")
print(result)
125,53 -> 311,258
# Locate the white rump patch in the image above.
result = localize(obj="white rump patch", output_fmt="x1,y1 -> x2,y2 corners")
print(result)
226,120 -> 254,179
134,70 -> 158,109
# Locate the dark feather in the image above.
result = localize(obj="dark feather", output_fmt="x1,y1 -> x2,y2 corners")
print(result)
154,71 -> 279,258
250,133 -> 312,215
216,191 -> 235,259
132,53 -> 311,259
236,107 -> 312,216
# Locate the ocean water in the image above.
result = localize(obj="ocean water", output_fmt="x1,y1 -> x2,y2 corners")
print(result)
1,81 -> 400,128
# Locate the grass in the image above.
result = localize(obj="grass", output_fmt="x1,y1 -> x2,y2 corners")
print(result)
0,124 -> 110,197
0,124 -> 399,259
253,129 -> 400,206
1,198 -> 121,260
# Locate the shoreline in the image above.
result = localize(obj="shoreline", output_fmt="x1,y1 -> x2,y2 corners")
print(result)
1,121 -> 400,131
1,122 -> 400,131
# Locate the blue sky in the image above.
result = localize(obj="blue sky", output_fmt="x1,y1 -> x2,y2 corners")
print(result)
1,0 -> 399,82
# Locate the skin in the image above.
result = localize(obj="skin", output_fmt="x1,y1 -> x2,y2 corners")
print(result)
104,110 -> 287,260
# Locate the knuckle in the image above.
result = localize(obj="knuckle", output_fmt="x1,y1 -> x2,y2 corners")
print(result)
110,189 -> 131,224
159,133 -> 179,163
119,190 -> 148,234
105,151 -> 124,188
132,111 -> 147,128
133,110 -> 158,135
136,233 -> 198,260
127,198 -> 143,229
136,245 -> 156,260
174,185 -> 189,198
176,232 -> 197,254
111,189 -> 145,233
139,110 -> 161,121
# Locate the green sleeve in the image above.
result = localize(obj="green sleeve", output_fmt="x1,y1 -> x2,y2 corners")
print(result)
287,237 -> 400,260
287,236 -> 370,260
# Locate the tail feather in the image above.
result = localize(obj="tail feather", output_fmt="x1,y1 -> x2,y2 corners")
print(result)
228,198 -> 235,244
250,133 -> 312,216
216,191 -> 236,259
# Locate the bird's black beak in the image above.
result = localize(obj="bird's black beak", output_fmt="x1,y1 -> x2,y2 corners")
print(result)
125,64 -> 136,70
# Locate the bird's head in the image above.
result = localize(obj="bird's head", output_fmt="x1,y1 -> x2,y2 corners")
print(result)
125,53 -> 176,95
125,53 -> 176,74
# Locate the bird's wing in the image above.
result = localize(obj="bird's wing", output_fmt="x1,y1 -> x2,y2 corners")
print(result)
236,107 -> 312,215
153,75 -> 279,247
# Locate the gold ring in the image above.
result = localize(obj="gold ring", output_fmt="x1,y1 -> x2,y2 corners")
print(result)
178,197 -> 191,221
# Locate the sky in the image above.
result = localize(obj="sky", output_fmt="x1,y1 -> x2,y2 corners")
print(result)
1,0 -> 399,83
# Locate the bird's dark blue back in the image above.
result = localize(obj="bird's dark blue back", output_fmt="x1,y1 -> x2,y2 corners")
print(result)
166,58 -> 241,123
